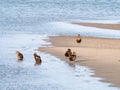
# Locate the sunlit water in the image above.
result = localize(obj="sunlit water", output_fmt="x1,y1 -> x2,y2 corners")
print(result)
0,0 -> 120,90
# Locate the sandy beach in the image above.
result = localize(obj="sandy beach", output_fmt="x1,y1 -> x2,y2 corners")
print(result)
39,23 -> 120,87
1,0 -> 120,89
72,22 -> 120,30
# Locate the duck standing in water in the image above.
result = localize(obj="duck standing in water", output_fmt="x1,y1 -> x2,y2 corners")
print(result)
33,53 -> 42,65
16,51 -> 23,61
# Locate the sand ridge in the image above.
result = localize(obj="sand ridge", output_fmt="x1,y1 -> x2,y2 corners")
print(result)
72,22 -> 120,30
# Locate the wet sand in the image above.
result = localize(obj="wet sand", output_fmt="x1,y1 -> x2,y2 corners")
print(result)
39,22 -> 120,87
39,35 -> 120,87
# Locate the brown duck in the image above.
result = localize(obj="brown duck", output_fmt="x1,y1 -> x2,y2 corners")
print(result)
16,51 -> 23,61
33,53 -> 42,65
76,34 -> 82,43
65,49 -> 72,57
69,52 -> 76,61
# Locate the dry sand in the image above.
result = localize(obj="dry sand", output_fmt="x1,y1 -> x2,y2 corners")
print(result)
39,23 -> 120,87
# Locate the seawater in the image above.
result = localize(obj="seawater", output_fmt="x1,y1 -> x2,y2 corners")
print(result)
0,34 -> 120,90
0,0 -> 120,37
0,0 -> 120,90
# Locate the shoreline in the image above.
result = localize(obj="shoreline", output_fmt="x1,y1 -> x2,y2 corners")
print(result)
39,35 -> 120,88
71,22 -> 120,30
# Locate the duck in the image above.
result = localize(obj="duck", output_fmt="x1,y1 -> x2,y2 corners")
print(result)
33,53 -> 42,65
65,48 -> 72,57
69,52 -> 76,61
76,34 -> 82,43
16,51 -> 23,61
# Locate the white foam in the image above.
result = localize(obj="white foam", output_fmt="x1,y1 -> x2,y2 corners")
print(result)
0,33 -> 120,90
72,20 -> 120,24
48,22 -> 120,38
36,52 -> 120,90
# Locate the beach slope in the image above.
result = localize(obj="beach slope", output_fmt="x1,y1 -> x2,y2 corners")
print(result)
39,36 -> 120,87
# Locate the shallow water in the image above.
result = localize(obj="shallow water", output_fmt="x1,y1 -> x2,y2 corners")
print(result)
0,0 -> 120,89
0,34 -> 120,90
0,20 -> 120,90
